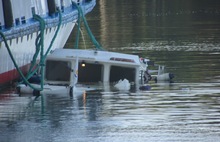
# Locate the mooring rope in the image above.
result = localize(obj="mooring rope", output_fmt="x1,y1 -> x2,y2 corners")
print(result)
72,2 -> 103,50
0,31 -> 43,91
0,10 -> 62,91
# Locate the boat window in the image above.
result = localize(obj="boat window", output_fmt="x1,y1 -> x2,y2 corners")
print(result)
78,63 -> 103,83
110,66 -> 136,82
45,60 -> 71,83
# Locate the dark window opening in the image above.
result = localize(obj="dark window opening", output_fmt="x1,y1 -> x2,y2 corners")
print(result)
21,16 -> 26,24
15,18 -> 20,25
45,60 -> 71,83
78,63 -> 103,83
110,66 -> 136,82
31,7 -> 36,15
85,0 -> 92,3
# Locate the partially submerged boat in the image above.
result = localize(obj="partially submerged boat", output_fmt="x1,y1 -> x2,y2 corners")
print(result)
17,48 -> 174,95
18,48 -> 141,95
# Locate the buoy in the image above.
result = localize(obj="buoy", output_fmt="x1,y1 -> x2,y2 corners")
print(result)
155,73 -> 174,81
17,84 -> 34,94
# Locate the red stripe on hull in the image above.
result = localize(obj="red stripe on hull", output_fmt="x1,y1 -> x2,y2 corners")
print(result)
0,64 -> 30,85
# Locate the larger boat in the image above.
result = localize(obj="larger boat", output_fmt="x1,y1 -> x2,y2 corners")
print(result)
0,0 -> 96,87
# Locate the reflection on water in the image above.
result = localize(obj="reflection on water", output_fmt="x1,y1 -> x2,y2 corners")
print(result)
66,0 -> 220,51
0,82 -> 220,142
1,0 -> 220,141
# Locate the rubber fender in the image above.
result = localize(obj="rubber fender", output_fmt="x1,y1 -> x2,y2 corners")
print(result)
157,73 -> 171,81
2,0 -> 13,29
18,84 -> 33,94
47,0 -> 57,16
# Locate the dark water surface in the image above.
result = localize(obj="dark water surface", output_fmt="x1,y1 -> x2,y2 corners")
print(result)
1,0 -> 220,141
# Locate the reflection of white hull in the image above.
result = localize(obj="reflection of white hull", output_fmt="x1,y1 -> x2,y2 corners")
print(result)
0,94 -> 33,122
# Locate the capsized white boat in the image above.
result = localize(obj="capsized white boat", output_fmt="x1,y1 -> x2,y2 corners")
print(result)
15,0 -> 174,95
17,48 -> 174,95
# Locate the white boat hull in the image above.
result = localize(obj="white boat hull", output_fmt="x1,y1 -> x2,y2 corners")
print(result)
0,22 -> 75,84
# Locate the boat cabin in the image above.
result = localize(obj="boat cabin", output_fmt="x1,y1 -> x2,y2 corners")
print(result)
45,58 -> 76,85
45,49 -> 141,85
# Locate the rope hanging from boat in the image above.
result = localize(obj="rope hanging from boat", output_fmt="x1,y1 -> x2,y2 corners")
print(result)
26,10 -> 62,81
72,2 -> 103,50
24,10 -> 62,91
73,2 -> 81,49
25,14 -> 46,90
0,10 -> 62,91
0,31 -> 43,91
